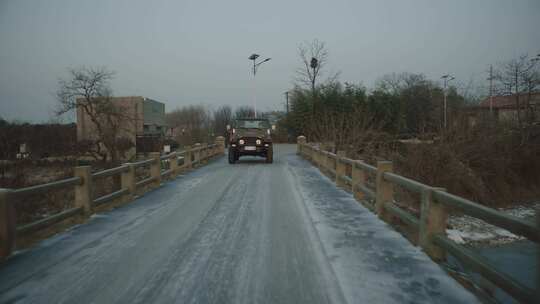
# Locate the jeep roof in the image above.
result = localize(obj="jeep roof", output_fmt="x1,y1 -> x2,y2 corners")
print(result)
233,118 -> 270,129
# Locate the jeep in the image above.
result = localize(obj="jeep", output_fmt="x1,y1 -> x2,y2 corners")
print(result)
227,118 -> 274,164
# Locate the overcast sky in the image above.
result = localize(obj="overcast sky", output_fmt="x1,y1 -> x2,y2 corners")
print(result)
1,0 -> 539,122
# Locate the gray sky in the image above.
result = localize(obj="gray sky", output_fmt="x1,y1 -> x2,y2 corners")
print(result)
1,0 -> 539,122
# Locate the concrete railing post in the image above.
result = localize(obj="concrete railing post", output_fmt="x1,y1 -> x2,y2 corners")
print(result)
336,151 -> 346,187
330,154 -> 336,175
184,146 -> 192,169
375,161 -> 393,221
201,145 -> 205,162
149,152 -> 161,188
419,187 -> 448,261
169,152 -> 179,176
216,136 -> 225,154
121,163 -> 136,199
297,136 -> 306,155
200,144 -> 206,163
193,143 -> 201,166
177,154 -> 185,174
352,161 -> 367,201
74,166 -> 93,214
198,146 -> 204,164
323,152 -> 330,173
0,189 -> 15,259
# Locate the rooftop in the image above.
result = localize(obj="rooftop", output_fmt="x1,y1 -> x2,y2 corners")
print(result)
478,92 -> 540,109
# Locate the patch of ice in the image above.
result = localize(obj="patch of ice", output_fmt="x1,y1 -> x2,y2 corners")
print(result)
448,203 -> 538,246
446,229 -> 466,244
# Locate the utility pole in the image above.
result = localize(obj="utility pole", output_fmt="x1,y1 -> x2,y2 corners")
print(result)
441,74 -> 455,129
489,65 -> 493,112
284,91 -> 289,114
284,90 -> 291,142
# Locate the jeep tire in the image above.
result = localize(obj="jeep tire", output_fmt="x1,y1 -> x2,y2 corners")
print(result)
228,148 -> 236,164
266,146 -> 273,163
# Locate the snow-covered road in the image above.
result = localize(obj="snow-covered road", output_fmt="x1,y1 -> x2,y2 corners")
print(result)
0,144 -> 478,303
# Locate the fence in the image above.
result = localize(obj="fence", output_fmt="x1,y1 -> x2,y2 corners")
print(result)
297,136 -> 538,304
0,137 -> 225,259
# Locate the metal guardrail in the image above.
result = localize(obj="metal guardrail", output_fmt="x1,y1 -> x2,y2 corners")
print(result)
297,140 -> 539,303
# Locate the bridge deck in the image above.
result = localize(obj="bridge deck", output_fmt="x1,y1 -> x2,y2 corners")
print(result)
0,144 -> 478,304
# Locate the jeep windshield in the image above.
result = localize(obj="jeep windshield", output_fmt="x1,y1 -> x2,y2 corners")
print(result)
235,120 -> 270,129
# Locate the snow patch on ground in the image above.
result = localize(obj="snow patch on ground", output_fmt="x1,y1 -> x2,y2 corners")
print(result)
447,203 -> 539,246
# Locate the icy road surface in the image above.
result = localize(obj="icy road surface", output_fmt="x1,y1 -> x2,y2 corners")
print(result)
0,144 -> 478,304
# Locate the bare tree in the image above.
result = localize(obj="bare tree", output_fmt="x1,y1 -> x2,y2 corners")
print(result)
234,106 -> 255,119
213,105 -> 232,137
295,39 -> 329,93
374,72 -> 442,134
494,54 -> 540,128
166,105 -> 211,146
56,67 -> 134,165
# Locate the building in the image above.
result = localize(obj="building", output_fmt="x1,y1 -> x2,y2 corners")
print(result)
466,92 -> 540,126
76,96 -> 166,156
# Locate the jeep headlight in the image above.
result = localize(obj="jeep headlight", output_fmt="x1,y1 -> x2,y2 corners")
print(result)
256,139 -> 262,145
239,139 -> 245,145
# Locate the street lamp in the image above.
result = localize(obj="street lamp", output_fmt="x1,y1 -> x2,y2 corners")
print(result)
441,74 -> 455,129
249,53 -> 271,118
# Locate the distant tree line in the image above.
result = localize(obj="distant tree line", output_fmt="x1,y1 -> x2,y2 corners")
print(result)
165,104 -> 278,147
283,39 -> 539,152
284,73 -> 465,151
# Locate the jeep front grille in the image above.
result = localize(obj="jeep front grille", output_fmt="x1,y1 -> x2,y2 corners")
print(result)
240,137 -> 260,145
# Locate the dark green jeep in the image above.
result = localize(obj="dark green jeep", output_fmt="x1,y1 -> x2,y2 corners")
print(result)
227,118 -> 274,164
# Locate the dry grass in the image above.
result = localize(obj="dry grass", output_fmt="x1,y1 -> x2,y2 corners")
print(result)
349,123 -> 540,208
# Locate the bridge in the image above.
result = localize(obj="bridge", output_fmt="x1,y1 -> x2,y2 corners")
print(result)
0,139 -> 536,303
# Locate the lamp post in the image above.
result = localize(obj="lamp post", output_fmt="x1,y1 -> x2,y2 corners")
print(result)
441,74 -> 455,129
284,91 -> 290,114
249,53 -> 271,118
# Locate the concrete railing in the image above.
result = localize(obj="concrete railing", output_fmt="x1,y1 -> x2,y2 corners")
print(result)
297,136 -> 538,304
0,136 -> 225,260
